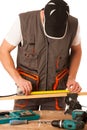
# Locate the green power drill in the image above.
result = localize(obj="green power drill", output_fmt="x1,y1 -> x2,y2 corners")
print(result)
72,109 -> 87,123
51,119 -> 85,130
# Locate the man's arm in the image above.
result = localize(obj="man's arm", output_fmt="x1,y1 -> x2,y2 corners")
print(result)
0,39 -> 32,95
66,43 -> 82,93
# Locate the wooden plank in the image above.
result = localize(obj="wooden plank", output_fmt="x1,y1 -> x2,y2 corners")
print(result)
0,90 -> 87,100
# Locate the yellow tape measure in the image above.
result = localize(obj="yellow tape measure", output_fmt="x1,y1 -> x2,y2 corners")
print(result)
31,90 -> 69,95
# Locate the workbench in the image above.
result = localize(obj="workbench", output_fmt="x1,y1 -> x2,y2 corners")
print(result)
0,110 -> 87,130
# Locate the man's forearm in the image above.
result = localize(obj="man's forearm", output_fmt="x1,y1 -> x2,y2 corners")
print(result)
68,44 -> 82,80
66,44 -> 82,93
0,49 -> 32,95
0,47 -> 21,83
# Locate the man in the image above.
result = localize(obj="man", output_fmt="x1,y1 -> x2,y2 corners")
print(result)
0,0 -> 82,110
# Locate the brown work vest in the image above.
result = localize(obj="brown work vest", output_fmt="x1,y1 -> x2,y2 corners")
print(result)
17,10 -> 78,91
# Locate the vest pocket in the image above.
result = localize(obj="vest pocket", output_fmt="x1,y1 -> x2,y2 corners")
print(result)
18,43 -> 38,71
17,68 -> 39,91
24,52 -> 38,71
53,68 -> 69,90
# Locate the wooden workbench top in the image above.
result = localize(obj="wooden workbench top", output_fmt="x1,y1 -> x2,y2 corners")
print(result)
0,110 -> 87,130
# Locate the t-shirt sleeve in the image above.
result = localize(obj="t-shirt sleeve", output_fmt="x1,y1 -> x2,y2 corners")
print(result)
71,22 -> 81,46
5,16 -> 22,46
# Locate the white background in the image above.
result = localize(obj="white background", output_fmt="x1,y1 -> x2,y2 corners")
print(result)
0,0 -> 87,110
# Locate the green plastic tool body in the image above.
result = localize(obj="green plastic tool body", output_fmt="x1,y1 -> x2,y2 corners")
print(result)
0,110 -> 40,124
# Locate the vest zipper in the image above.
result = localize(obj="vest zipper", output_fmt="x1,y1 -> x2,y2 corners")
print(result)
45,38 -> 49,90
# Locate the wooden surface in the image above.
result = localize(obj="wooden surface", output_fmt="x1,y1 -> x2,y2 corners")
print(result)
0,110 -> 87,130
0,91 -> 87,100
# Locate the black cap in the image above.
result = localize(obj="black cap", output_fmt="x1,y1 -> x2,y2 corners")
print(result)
44,0 -> 69,39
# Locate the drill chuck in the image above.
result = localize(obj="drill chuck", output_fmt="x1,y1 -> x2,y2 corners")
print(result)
51,120 -> 84,130
51,120 -> 61,128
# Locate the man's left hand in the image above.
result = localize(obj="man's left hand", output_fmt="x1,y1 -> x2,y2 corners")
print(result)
66,79 -> 82,93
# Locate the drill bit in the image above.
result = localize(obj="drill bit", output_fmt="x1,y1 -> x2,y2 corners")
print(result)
9,119 -> 52,125
29,120 -> 51,125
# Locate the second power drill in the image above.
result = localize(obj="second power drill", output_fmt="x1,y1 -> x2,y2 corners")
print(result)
51,109 -> 87,130
51,119 -> 85,130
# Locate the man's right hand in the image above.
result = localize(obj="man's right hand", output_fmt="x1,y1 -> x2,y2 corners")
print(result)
15,77 -> 32,95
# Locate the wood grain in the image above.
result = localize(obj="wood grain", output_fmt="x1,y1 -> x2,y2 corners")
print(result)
0,90 -> 87,100
0,110 -> 87,130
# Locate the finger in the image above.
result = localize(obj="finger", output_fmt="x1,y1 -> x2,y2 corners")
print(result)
70,83 -> 81,93
28,81 -> 32,91
24,82 -> 32,95
76,87 -> 82,93
67,84 -> 75,92
66,81 -> 74,91
73,85 -> 82,93
71,82 -> 78,92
